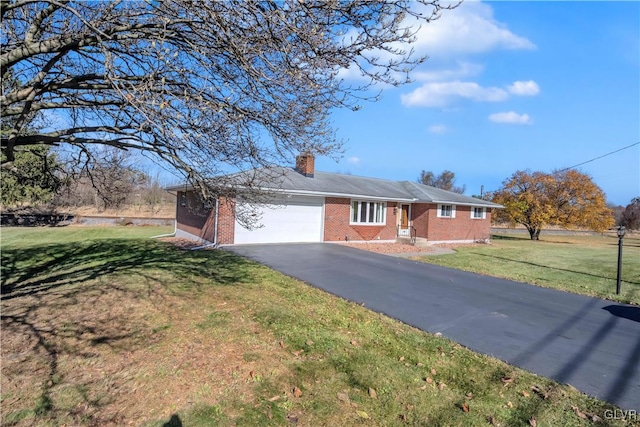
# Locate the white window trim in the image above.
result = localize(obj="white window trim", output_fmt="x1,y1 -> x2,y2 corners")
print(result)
350,200 -> 386,225
437,204 -> 456,218
471,206 -> 486,219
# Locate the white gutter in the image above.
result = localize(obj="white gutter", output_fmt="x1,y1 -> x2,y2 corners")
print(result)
426,200 -> 504,208
150,218 -> 177,239
191,197 -> 219,251
190,241 -> 218,250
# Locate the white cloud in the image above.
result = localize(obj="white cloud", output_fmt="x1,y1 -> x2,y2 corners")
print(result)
407,1 -> 536,58
489,111 -> 532,125
413,61 -> 484,82
337,2 -> 535,85
401,81 -> 509,107
428,124 -> 448,134
508,80 -> 540,96
347,156 -> 360,164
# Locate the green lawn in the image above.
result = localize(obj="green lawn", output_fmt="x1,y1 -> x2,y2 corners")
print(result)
1,226 -> 637,426
415,233 -> 640,305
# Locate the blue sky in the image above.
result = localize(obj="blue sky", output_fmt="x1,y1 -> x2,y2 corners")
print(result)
314,1 -> 640,206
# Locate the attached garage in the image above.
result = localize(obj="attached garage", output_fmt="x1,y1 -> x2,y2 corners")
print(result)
233,195 -> 324,244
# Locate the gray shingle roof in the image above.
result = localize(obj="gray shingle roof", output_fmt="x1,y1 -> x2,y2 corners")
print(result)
169,167 -> 502,208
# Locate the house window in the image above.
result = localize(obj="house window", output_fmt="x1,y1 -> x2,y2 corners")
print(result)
471,207 -> 486,219
351,201 -> 386,225
437,204 -> 456,218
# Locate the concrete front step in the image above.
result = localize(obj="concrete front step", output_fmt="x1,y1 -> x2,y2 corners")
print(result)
396,236 -> 432,247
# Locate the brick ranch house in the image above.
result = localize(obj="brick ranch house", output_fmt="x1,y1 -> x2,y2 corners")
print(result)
166,153 -> 502,246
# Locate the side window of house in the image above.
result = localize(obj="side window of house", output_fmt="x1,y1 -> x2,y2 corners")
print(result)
351,200 -> 386,224
471,207 -> 485,219
437,204 -> 455,218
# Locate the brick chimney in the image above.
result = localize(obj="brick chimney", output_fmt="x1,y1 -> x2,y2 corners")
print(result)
295,152 -> 315,177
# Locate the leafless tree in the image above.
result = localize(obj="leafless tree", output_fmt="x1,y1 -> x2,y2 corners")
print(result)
620,197 -> 640,230
2,0 -> 455,204
418,170 -> 466,194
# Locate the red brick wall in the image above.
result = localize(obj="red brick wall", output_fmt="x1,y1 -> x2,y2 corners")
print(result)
420,204 -> 492,242
295,153 -> 315,177
411,203 -> 430,239
216,196 -> 235,244
324,197 -> 397,241
176,192 -> 236,244
176,191 -> 215,241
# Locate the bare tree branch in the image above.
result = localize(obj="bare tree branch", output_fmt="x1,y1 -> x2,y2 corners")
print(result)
2,0 -> 456,205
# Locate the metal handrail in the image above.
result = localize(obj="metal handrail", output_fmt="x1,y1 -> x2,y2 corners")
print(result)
397,224 -> 417,245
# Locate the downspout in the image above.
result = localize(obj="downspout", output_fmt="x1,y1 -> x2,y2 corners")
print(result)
150,219 -> 177,239
150,191 -> 178,239
191,196 -> 219,251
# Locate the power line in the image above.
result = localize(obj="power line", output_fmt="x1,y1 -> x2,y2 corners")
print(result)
556,142 -> 640,173
479,141 -> 639,197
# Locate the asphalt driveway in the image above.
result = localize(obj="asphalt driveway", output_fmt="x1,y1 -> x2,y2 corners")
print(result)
226,243 -> 640,411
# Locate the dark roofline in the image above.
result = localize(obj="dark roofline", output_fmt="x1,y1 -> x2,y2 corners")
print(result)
165,167 -> 503,208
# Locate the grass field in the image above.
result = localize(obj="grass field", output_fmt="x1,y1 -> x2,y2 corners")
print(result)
414,233 -> 640,306
1,226 -> 638,426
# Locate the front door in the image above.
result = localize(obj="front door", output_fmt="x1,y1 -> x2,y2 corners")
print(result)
398,204 -> 410,236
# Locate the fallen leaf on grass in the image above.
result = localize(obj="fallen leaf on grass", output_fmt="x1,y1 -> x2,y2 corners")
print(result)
337,392 -> 350,402
501,377 -> 513,387
460,402 -> 470,413
431,368 -> 437,375
350,339 -> 358,346
292,386 -> 303,398
292,350 -> 304,357
571,405 -> 601,421
571,405 -> 588,419
368,388 -> 377,399
487,415 -> 498,426
528,417 -> 537,426
522,390 -> 530,398
425,377 -> 433,384
356,410 -> 370,419
438,382 -> 446,390
305,340 -> 314,346
590,414 -> 603,422
268,395 -> 281,402
530,385 -> 548,399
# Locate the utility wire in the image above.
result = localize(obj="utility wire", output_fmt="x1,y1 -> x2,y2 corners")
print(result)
556,142 -> 640,173
480,141 -> 639,197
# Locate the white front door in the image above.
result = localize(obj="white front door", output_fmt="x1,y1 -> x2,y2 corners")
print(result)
234,196 -> 324,244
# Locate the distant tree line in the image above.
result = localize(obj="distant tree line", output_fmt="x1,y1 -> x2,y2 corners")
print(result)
1,145 -> 174,213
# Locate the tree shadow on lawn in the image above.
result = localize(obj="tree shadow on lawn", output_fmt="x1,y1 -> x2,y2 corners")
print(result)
0,239 -> 254,425
468,252 -> 640,286
1,239 -> 251,300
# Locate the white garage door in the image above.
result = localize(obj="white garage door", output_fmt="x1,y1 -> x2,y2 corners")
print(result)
234,196 -> 324,244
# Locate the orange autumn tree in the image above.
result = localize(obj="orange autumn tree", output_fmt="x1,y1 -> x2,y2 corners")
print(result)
492,170 -> 615,240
